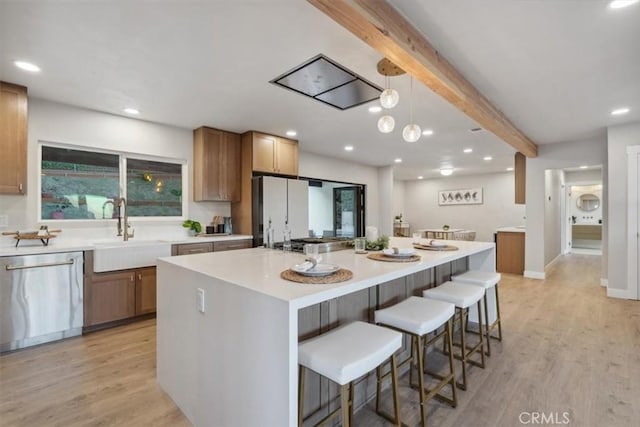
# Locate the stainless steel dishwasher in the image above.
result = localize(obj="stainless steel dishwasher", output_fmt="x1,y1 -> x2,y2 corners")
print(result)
0,251 -> 83,352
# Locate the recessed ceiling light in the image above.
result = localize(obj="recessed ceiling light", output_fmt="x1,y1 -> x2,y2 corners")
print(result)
286,130 -> 297,137
506,167 -> 514,171
123,108 -> 140,115
368,106 -> 382,113
440,168 -> 453,176
422,129 -> 434,136
344,145 -> 354,151
579,165 -> 588,169
417,176 -> 424,180
394,158 -> 402,163
463,148 -> 473,153
611,107 -> 630,116
609,0 -> 639,9
14,60 -> 41,72
483,156 -> 493,161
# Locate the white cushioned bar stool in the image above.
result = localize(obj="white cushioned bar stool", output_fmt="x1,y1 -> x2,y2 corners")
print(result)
375,296 -> 457,427
452,271 -> 502,356
298,321 -> 403,427
423,282 -> 486,390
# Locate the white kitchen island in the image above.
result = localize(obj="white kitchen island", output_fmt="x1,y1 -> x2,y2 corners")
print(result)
157,238 -> 495,427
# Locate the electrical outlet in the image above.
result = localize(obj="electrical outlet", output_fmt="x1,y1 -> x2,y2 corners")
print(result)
196,288 -> 205,313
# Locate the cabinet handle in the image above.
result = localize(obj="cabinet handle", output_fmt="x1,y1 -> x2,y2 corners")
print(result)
18,183 -> 23,193
130,274 -> 135,282
138,273 -> 142,281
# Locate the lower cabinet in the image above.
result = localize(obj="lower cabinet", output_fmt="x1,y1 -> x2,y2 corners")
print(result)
85,267 -> 156,328
86,270 -> 136,327
135,267 -> 157,315
496,231 -> 525,275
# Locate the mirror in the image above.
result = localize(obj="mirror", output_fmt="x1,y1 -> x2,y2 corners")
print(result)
576,193 -> 600,212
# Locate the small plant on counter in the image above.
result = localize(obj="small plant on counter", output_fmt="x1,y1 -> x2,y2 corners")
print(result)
366,235 -> 389,251
442,224 -> 450,230
182,219 -> 202,234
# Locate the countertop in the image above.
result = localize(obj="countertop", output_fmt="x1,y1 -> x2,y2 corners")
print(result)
0,234 -> 253,257
496,226 -> 526,233
159,237 -> 495,309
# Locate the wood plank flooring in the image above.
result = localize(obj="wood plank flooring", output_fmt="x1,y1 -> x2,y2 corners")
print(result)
1,254 -> 638,427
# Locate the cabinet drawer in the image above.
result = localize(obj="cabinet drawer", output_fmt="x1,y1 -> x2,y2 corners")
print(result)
175,242 -> 214,255
213,239 -> 252,252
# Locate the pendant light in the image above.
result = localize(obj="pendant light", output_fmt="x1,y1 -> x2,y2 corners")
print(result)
379,76 -> 399,109
402,77 -> 421,143
377,115 -> 395,133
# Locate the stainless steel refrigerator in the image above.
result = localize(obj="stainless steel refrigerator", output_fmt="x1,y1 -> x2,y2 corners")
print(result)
252,176 -> 309,246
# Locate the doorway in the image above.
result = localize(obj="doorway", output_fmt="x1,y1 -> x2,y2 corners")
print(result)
333,186 -> 363,238
563,167 -> 603,255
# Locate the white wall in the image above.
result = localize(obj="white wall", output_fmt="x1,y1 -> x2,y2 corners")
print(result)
0,98 -> 230,241
299,151 -> 383,234
565,169 -> 602,183
525,138 -> 607,278
402,172 -> 525,242
607,121 -> 640,296
392,180 -> 406,221
377,166 -> 394,237
544,169 -> 564,265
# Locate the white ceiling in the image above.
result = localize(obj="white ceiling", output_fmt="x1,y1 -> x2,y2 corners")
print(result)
1,1 -> 638,181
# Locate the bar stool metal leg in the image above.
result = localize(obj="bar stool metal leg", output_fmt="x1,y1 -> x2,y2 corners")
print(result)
483,292 -> 491,356
416,336 -> 427,427
495,284 -> 503,341
340,384 -> 350,427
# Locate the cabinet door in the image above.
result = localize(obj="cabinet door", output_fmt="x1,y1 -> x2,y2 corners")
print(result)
135,267 -> 157,315
222,132 -> 241,202
276,138 -> 298,176
213,239 -> 252,252
175,242 -> 214,255
0,82 -> 27,195
496,232 -> 525,274
194,127 -> 224,201
88,271 -> 136,326
252,133 -> 276,173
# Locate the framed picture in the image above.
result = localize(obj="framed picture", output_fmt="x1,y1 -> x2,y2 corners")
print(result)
438,187 -> 483,206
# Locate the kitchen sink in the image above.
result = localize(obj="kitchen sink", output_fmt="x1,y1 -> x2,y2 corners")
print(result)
93,239 -> 172,272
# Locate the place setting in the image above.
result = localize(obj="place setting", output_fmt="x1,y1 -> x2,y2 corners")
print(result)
281,244 -> 353,284
367,246 -> 421,262
412,236 -> 459,252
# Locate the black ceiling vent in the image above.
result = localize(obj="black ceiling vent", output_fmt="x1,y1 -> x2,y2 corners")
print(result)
270,54 -> 382,110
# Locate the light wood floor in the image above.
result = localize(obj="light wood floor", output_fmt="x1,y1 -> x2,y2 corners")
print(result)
1,254 -> 638,427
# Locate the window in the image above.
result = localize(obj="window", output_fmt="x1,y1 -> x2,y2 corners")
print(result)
40,145 -> 184,220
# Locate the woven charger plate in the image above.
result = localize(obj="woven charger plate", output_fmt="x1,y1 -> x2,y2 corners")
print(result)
367,252 -> 421,263
413,244 -> 458,251
281,268 -> 353,284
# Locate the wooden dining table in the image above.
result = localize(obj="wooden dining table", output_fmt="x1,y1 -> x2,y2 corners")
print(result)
418,228 -> 464,239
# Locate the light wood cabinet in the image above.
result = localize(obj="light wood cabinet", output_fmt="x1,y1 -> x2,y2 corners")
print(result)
86,270 -> 136,326
213,239 -> 252,252
515,152 -> 526,205
193,127 -> 241,202
496,231 -> 525,275
245,131 -> 299,176
0,81 -> 28,195
135,267 -> 157,315
172,242 -> 214,256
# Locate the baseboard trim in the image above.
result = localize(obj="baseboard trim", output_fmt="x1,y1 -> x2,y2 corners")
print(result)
524,270 -> 545,280
606,288 -> 633,300
600,278 -> 608,288
546,253 -> 563,269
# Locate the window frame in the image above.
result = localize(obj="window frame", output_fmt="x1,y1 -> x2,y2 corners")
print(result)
38,141 -> 188,223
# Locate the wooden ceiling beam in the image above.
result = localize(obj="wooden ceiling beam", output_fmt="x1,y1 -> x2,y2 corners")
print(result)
308,0 -> 538,157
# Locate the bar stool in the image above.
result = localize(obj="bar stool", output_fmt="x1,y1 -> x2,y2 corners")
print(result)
452,271 -> 502,356
298,321 -> 402,427
423,282 -> 485,390
375,296 -> 457,427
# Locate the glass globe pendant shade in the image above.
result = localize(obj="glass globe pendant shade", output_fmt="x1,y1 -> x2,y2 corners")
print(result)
379,88 -> 399,109
377,115 -> 395,133
402,124 -> 422,142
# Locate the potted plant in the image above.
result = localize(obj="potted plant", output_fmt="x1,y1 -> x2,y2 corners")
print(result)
182,219 -> 202,235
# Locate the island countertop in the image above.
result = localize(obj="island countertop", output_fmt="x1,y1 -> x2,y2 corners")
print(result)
159,238 -> 495,309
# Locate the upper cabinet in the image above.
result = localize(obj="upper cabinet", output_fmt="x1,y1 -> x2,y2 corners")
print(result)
193,127 -> 241,202
246,131 -> 298,176
0,81 -> 28,195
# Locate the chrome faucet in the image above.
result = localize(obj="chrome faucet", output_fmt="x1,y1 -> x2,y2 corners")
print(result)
116,197 -> 134,241
102,199 -> 115,219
